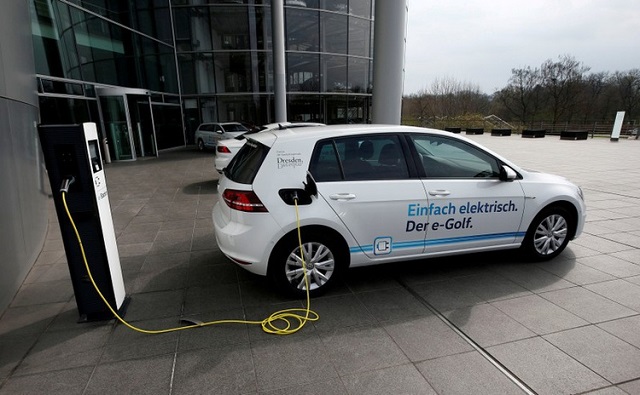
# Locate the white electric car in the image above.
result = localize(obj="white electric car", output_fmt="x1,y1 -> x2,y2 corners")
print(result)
213,125 -> 586,297
214,122 -> 324,173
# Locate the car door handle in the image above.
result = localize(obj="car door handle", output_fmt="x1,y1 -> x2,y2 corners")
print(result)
329,193 -> 356,201
428,189 -> 451,196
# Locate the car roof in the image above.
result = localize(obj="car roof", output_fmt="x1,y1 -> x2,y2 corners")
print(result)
248,124 -> 457,145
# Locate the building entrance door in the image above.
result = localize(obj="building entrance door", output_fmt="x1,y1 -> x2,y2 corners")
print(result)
97,87 -> 157,161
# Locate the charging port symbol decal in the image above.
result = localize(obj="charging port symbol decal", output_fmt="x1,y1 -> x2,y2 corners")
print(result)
374,237 -> 392,255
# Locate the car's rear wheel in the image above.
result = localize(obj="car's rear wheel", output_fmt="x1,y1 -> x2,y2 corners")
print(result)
521,206 -> 573,261
197,139 -> 205,151
269,231 -> 345,298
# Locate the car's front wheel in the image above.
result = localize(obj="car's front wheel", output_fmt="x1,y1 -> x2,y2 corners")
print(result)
521,206 -> 573,261
269,231 -> 345,298
197,139 -> 205,151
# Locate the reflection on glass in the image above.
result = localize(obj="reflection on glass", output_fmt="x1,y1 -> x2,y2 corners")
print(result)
348,57 -> 369,93
321,12 -> 347,54
322,55 -> 347,92
286,8 -> 319,51
287,53 -> 319,92
349,17 -> 370,57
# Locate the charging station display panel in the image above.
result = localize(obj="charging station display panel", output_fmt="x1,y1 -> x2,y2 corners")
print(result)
38,123 -> 126,321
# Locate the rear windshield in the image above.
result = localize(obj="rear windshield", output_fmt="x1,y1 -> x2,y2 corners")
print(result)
222,124 -> 249,133
224,140 -> 269,184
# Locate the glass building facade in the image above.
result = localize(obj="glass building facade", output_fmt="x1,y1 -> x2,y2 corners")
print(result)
30,0 -> 374,159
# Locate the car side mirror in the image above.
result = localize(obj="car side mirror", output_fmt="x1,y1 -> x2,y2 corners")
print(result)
500,165 -> 517,182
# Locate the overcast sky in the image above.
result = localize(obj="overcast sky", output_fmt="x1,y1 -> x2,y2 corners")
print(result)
403,0 -> 640,95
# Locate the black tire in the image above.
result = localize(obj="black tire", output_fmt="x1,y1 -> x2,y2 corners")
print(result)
269,230 -> 346,298
197,139 -> 205,151
521,206 -> 573,261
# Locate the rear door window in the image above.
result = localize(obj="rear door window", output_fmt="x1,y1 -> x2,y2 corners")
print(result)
310,135 -> 409,181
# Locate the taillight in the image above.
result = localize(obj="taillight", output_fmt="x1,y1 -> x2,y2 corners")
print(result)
222,189 -> 268,212
217,145 -> 231,153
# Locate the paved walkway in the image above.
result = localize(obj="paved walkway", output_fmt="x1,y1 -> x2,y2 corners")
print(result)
1,133 -> 640,394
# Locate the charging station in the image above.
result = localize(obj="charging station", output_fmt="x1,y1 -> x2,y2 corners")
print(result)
38,122 -> 127,321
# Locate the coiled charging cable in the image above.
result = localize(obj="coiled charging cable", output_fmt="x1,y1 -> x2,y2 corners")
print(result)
61,190 -> 318,335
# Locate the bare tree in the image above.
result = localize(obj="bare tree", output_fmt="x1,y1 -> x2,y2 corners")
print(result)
495,66 -> 543,124
611,69 -> 640,119
540,55 -> 590,124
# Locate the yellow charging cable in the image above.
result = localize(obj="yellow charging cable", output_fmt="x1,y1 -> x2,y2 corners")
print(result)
61,191 -> 318,335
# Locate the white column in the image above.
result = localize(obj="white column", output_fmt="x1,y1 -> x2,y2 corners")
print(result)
372,0 -> 407,124
271,0 -> 287,122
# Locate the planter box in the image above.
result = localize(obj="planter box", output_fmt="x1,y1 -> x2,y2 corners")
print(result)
491,128 -> 512,136
445,127 -> 462,134
466,128 -> 484,135
522,129 -> 546,138
560,130 -> 589,140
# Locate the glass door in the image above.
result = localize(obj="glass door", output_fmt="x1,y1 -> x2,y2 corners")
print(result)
100,95 -> 135,161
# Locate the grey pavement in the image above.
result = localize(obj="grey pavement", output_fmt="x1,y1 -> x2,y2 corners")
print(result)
1,133 -> 640,394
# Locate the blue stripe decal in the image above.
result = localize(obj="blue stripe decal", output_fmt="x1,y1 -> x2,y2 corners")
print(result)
350,232 -> 526,254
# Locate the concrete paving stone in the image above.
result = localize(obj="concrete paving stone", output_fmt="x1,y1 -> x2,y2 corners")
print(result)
578,255 -> 640,278
9,280 -> 74,308
117,230 -> 158,244
191,227 -> 217,251
611,249 -> 640,265
383,315 -> 473,362
561,243 -> 604,259
23,262 -> 69,284
580,385 -> 632,394
31,249 -> 66,266
544,325 -> 640,384
117,242 -> 153,258
343,265 -> 403,293
183,284 -> 242,315
85,354 -> 175,395
102,315 -> 179,349
14,325 -> 111,376
173,344 -> 257,394
488,263 -> 575,294
416,351 -> 527,395
619,379 -> 640,394
237,280 -> 306,308
259,377 -> 348,395
355,287 -> 432,323
444,303 -> 536,347
573,234 -> 635,254
177,308 -> 251,352
0,333 -> 39,379
586,279 -> 640,312
0,303 -> 65,336
185,261 -> 239,287
583,222 -> 619,236
342,363 -> 436,395
305,294 -> 377,332
0,366 -> 93,395
600,233 -> 640,249
131,266 -> 189,293
540,286 -> 637,324
252,334 -> 337,392
597,315 -> 640,349
487,337 -> 610,395
452,272 -> 532,302
319,325 -> 409,375
491,294 -> 588,335
411,279 -> 485,311
627,275 -> 640,286
125,289 -> 185,321
536,258 -> 616,286
140,251 -> 190,272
